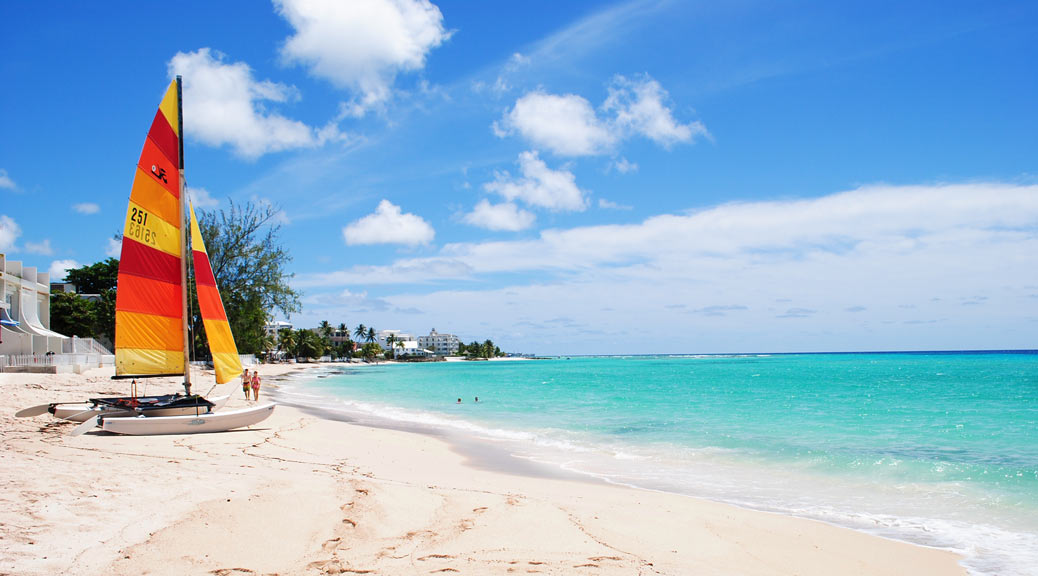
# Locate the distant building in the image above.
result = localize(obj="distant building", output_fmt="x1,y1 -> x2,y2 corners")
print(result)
376,329 -> 414,350
1,254 -> 67,355
265,320 -> 293,337
418,328 -> 460,356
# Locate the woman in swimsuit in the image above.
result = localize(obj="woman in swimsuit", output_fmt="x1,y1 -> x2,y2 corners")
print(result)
251,371 -> 261,401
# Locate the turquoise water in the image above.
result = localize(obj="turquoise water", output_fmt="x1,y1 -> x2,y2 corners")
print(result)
277,353 -> 1038,575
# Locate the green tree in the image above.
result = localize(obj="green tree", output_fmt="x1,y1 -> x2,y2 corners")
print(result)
483,339 -> 494,359
360,341 -> 382,361
366,326 -> 376,344
48,291 -> 98,338
50,259 -> 119,345
353,323 -> 367,342
64,258 -> 119,294
295,329 -> 324,361
386,333 -> 397,358
195,200 -> 301,356
278,328 -> 297,360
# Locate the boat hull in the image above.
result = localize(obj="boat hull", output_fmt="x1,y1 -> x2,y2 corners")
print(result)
51,396 -> 230,422
99,403 -> 275,435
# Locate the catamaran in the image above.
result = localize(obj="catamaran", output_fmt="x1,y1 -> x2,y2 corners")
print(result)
17,77 -> 274,435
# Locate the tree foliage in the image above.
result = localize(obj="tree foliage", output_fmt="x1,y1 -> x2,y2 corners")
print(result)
50,259 -> 118,346
193,200 -> 301,356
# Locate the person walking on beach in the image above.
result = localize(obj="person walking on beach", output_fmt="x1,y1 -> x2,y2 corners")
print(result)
242,369 -> 251,399
251,371 -> 261,401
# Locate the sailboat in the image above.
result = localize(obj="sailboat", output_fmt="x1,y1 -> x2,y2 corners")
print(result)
19,77 -> 275,435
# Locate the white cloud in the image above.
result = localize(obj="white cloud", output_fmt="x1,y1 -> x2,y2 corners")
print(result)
604,75 -> 708,147
106,237 -> 122,258
495,92 -> 615,156
497,75 -> 706,157
48,259 -> 80,282
187,186 -> 219,208
0,215 -> 21,251
613,157 -> 638,174
72,202 -> 100,214
598,198 -> 631,210
276,0 -> 451,117
343,199 -> 435,246
484,151 -> 588,212
463,200 -> 536,231
0,169 -> 15,190
24,239 -> 53,255
168,48 -> 342,159
306,182 -> 1038,353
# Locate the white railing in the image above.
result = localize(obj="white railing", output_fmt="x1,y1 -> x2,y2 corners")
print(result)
1,352 -> 113,368
62,336 -> 113,355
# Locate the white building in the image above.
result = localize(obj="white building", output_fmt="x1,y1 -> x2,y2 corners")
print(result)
264,320 -> 293,337
1,254 -> 67,355
418,328 -> 460,356
376,329 -> 413,350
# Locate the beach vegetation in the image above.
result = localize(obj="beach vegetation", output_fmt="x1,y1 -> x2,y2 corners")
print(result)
194,200 -> 301,355
49,258 -> 118,346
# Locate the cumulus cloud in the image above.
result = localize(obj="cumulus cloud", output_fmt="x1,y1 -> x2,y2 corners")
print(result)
187,186 -> 219,208
276,0 -> 451,117
0,169 -> 15,190
48,259 -> 80,282
463,199 -> 536,231
169,48 -> 342,159
497,75 -> 705,157
24,239 -> 53,255
484,151 -> 588,212
72,202 -> 100,214
343,199 -> 435,246
300,181 -> 1038,353
495,92 -> 615,156
106,237 -> 122,258
0,215 -> 21,251
603,75 -> 708,147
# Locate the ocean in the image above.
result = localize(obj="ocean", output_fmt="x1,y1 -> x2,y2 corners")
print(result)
274,352 -> 1038,575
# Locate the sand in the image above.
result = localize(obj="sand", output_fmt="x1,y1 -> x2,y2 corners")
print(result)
0,364 -> 966,575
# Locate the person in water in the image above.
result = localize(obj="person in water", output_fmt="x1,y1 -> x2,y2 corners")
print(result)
456,398 -> 462,404
474,397 -> 479,403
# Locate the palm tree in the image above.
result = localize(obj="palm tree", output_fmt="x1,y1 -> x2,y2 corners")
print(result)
277,328 -> 296,361
386,333 -> 397,358
395,340 -> 405,359
366,326 -> 376,344
318,320 -> 332,339
354,323 -> 367,341
337,322 -> 348,338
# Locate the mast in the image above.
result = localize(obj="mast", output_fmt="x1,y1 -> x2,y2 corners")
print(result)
177,75 -> 192,395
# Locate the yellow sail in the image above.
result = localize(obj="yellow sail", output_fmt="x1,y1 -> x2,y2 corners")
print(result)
114,80 -> 184,377
189,203 -> 243,384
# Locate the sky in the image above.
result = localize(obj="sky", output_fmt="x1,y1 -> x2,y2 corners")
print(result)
2,0 -> 1037,355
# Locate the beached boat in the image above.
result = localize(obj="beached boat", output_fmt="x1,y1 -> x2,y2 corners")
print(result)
45,393 -> 231,422
20,77 -> 274,435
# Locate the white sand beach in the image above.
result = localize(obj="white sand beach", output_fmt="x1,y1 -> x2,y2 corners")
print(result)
0,364 -> 966,575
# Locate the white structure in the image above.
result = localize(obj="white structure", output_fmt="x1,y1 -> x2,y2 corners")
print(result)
264,320 -> 293,337
418,328 -> 460,356
1,254 -> 67,355
376,329 -> 413,349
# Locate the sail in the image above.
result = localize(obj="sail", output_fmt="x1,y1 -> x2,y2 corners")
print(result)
114,80 -> 185,377
189,203 -> 242,384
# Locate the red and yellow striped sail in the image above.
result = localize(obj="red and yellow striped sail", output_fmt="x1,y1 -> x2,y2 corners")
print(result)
114,80 -> 185,377
189,203 -> 242,384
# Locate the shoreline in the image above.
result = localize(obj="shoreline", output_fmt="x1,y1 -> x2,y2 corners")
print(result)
1,363 -> 967,575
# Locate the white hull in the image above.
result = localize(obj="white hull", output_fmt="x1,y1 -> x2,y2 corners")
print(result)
52,395 -> 231,422
98,403 -> 275,435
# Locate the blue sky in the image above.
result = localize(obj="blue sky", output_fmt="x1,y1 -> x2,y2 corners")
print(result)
2,0 -> 1037,354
